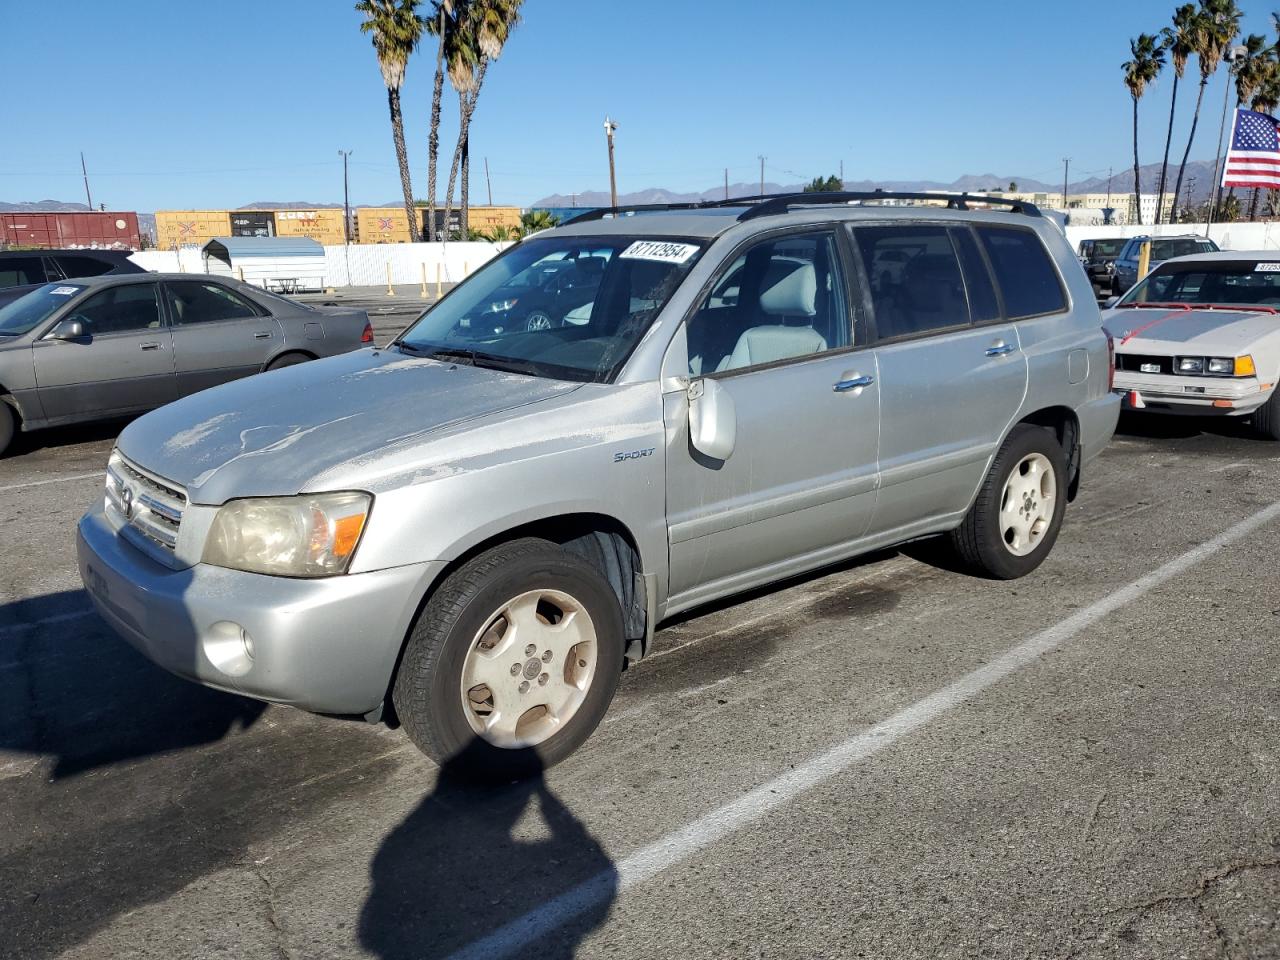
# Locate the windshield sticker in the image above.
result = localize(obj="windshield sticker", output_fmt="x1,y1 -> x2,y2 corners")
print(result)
50,286 -> 80,295
1256,262 -> 1280,272
619,241 -> 699,264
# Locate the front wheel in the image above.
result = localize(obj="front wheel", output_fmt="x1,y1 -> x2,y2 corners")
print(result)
524,309 -> 555,331
946,424 -> 1068,579
392,538 -> 624,779
1253,388 -> 1280,440
0,402 -> 14,457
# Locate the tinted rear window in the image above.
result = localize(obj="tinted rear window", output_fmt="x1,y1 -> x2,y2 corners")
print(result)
977,227 -> 1067,319
0,257 -> 46,289
1152,238 -> 1216,260
53,255 -> 116,279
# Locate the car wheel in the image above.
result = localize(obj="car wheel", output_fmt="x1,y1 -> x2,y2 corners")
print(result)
524,309 -> 555,331
0,401 -> 14,458
266,352 -> 313,371
1253,388 -> 1280,440
392,537 -> 624,779
946,424 -> 1068,580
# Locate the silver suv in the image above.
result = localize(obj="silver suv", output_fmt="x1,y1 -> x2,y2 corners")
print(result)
76,193 -> 1120,776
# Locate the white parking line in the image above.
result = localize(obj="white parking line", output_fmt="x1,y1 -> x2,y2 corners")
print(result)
0,472 -> 102,493
445,499 -> 1280,960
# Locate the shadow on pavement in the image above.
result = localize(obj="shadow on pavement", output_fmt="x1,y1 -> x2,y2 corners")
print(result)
360,740 -> 618,960
1115,410 -> 1263,442
0,588 -> 265,778
7,417 -> 132,456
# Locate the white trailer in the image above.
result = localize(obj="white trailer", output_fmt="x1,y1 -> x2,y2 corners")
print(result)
201,237 -> 327,293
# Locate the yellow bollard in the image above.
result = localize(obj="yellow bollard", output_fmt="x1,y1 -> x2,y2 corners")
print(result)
386,261 -> 395,296
1136,240 -> 1151,283
237,266 -> 245,282
435,263 -> 442,300
420,263 -> 429,297
463,260 -> 469,278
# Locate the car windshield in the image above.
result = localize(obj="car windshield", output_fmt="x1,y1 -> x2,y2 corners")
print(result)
397,235 -> 705,382
0,283 -> 85,336
1091,239 -> 1125,257
1119,260 -> 1280,308
1151,238 -> 1215,260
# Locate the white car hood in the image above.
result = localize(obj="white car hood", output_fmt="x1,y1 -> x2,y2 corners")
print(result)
1102,306 -> 1280,353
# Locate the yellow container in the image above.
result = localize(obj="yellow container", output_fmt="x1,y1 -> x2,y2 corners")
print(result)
274,208 -> 347,245
466,205 -> 522,230
155,209 -> 231,250
356,206 -> 414,244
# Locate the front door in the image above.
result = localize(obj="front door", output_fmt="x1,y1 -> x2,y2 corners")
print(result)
665,229 -> 880,607
165,280 -> 284,395
31,281 -> 176,421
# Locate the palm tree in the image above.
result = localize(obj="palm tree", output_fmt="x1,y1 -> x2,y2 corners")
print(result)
1157,5 -> 1197,224
519,209 -> 560,236
440,0 -> 522,240
1124,34 -> 1165,226
1170,0 -> 1243,223
425,1 -> 454,242
357,0 -> 426,242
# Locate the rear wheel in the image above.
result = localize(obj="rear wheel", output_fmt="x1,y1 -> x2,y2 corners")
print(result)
0,402 -> 13,458
1254,389 -> 1280,440
266,352 -> 313,371
392,538 -> 624,779
946,424 -> 1068,579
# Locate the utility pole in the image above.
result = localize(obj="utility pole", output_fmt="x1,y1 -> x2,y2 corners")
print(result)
604,117 -> 619,208
80,152 -> 93,210
724,168 -> 729,200
839,159 -> 844,186
337,150 -> 353,243
1105,166 -> 1113,208
758,155 -> 765,196
1061,157 -> 1071,212
484,156 -> 493,206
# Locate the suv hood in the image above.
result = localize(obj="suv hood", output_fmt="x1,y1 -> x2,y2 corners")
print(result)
116,348 -> 582,504
1102,306 -> 1279,352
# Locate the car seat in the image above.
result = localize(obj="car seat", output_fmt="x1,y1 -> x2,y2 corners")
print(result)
717,262 -> 827,371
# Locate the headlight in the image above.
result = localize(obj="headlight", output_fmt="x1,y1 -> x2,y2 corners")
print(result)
488,298 -> 518,313
1207,357 -> 1234,374
202,491 -> 371,577
1176,357 -> 1204,374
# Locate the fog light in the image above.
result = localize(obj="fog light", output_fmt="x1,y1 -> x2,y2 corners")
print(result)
242,630 -> 255,660
203,620 -> 254,677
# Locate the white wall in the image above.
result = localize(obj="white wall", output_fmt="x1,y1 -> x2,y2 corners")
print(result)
1064,221 -> 1280,252
129,241 -> 511,289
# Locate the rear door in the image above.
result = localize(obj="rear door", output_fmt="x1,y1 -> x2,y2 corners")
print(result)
165,280 -> 283,394
854,223 -> 1028,537
31,281 -> 176,420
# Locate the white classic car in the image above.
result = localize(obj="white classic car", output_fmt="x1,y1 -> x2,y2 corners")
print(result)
1101,252 -> 1280,438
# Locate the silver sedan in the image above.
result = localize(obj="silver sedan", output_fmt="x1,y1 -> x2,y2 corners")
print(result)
0,273 -> 372,455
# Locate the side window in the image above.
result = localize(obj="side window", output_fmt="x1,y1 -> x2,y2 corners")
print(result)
72,284 -> 163,335
167,281 -> 261,325
42,258 -> 67,281
54,255 -> 114,279
687,232 -> 851,376
977,227 -> 1067,319
951,228 -> 1001,323
854,225 -> 970,339
0,257 -> 47,289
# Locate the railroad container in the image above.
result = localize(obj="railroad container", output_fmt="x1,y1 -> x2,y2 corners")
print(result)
229,210 -> 276,238
155,210 -> 233,250
274,208 -> 347,245
356,206 -> 414,244
0,211 -> 141,250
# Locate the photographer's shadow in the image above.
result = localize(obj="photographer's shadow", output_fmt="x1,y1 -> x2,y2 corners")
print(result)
360,741 -> 618,960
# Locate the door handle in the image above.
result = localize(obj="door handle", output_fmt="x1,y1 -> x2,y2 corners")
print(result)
985,342 -> 1015,356
253,331 -> 272,339
833,375 -> 874,392
139,342 -> 161,351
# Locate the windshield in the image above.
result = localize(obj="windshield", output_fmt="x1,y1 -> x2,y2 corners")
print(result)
1119,260 -> 1280,308
1150,238 -> 1215,261
0,283 -> 84,337
1091,239 -> 1125,257
397,235 -> 705,382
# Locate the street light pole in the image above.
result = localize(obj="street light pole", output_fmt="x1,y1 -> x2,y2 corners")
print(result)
338,150 -> 353,243
758,155 -> 765,196
604,117 -> 619,208
1062,157 -> 1071,215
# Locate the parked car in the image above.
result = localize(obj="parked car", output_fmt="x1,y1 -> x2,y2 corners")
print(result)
77,193 -> 1119,777
1111,235 -> 1219,295
1076,237 -> 1127,296
0,249 -> 146,309
1102,251 -> 1280,437
460,247 -> 608,334
0,274 -> 372,455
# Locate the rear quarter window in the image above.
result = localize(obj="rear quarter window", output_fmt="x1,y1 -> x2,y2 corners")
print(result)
977,227 -> 1067,319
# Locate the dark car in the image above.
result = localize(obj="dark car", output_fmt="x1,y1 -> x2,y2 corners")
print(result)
1111,235 -> 1219,296
0,249 -> 146,309
460,250 -> 608,334
1077,237 -> 1127,296
0,273 -> 373,455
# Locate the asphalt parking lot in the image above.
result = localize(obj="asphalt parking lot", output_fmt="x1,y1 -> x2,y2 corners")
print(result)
2,410 -> 1278,960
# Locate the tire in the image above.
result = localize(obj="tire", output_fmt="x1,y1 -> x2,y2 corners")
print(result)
0,402 -> 13,458
266,352 -> 313,371
392,538 -> 625,779
524,309 -> 555,331
1254,389 -> 1280,440
946,424 -> 1068,580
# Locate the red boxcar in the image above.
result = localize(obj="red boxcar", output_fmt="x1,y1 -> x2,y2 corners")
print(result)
0,211 -> 141,250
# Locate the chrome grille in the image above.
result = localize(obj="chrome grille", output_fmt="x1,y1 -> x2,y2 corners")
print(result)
105,453 -> 187,552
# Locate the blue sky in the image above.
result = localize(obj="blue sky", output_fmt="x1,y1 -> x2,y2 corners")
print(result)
3,0 -> 1277,210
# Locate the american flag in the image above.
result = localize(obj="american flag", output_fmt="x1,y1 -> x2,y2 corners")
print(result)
1222,108 -> 1280,189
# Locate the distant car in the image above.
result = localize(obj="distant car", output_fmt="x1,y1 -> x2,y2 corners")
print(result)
0,249 -> 145,308
461,250 -> 608,333
1112,235 -> 1218,295
1076,237 -> 1127,296
1102,251 -> 1280,437
0,273 -> 372,455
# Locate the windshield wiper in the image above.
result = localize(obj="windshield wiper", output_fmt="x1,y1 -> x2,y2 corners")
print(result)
392,340 -> 426,353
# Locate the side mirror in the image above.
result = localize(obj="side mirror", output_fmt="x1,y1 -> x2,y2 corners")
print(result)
47,318 -> 86,341
1103,296 -> 1120,309
688,377 -> 736,461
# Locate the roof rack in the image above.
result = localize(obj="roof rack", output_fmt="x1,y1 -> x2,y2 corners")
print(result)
559,202 -> 724,226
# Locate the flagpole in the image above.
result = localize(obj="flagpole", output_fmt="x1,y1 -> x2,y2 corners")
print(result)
1207,104 -> 1240,239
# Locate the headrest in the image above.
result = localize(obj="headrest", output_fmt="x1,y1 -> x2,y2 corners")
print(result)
575,256 -> 606,276
759,262 -> 816,317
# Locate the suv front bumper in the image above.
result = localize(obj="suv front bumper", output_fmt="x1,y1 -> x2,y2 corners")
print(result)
77,501 -> 442,716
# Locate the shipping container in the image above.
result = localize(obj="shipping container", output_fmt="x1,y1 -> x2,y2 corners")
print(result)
155,210 -> 233,250
274,208 -> 347,245
356,206 -> 415,244
426,204 -> 522,239
0,211 -> 141,250
229,211 -> 276,238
